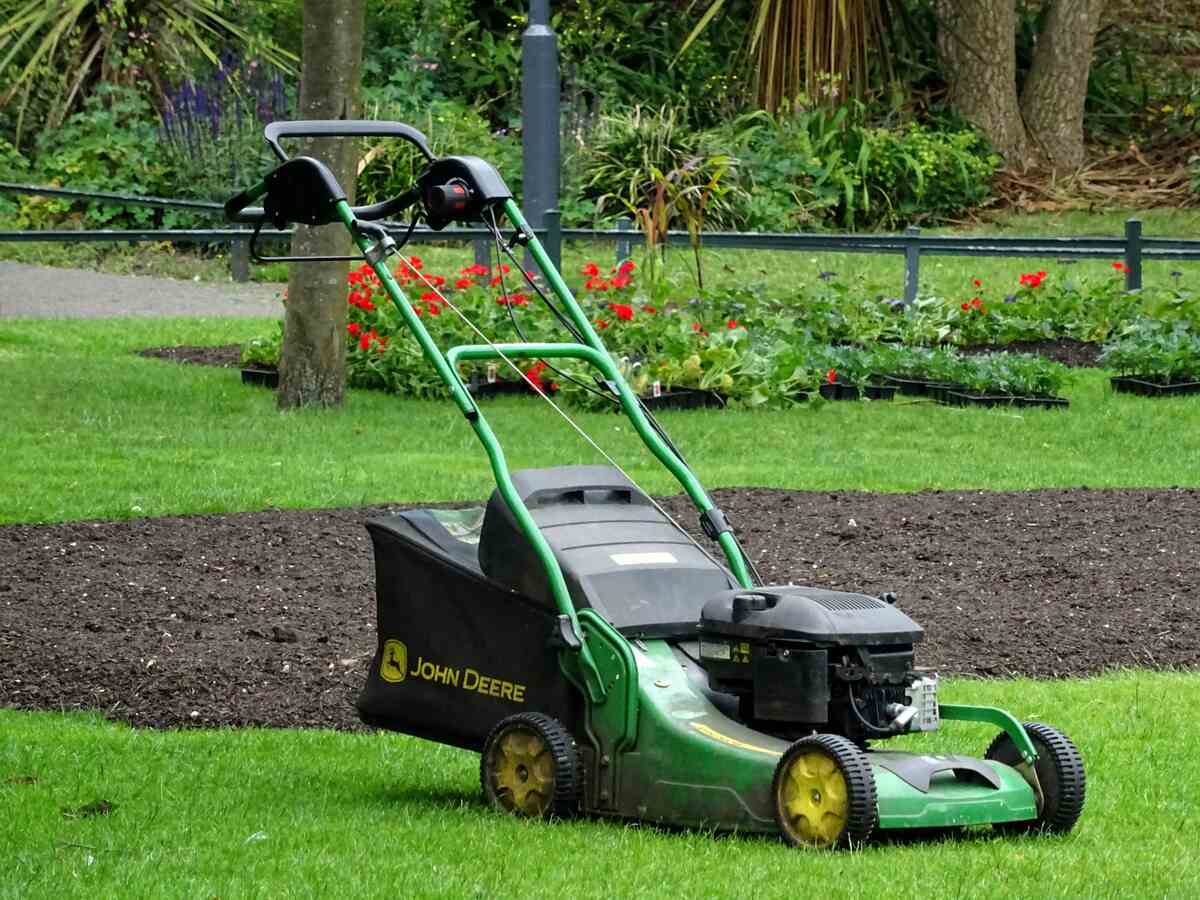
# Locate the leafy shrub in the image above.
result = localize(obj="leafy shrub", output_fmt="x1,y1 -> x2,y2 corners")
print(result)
716,106 -> 999,231
19,85 -> 172,229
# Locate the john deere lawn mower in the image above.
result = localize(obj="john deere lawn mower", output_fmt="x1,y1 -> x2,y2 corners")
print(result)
226,121 -> 1086,848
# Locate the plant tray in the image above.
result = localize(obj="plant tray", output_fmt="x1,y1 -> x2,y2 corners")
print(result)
884,376 -> 961,398
241,366 -> 279,389
941,391 -> 1069,410
639,388 -> 726,411
819,381 -> 896,402
1110,376 -> 1200,397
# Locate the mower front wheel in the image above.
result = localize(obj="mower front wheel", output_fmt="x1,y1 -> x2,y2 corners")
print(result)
985,722 -> 1086,835
480,712 -> 580,819
771,733 -> 877,849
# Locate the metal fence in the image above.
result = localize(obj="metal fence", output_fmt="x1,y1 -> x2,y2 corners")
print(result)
3,180 -> 1199,298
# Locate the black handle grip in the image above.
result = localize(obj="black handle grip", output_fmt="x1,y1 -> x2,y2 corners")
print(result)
263,120 -> 434,163
223,179 -> 269,224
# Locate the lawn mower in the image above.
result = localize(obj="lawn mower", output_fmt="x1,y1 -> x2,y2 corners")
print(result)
226,120 -> 1086,848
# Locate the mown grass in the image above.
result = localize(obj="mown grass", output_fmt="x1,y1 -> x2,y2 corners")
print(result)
2,317 -> 1200,523
4,207 -> 1197,303
3,672 -> 1197,899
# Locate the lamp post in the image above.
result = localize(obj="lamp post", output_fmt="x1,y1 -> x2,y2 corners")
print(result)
522,0 -> 560,269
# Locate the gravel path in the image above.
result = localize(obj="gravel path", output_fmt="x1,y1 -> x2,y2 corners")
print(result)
0,261 -> 283,319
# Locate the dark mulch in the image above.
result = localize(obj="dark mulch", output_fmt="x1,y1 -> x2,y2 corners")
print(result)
2,488 -> 1197,731
137,344 -> 242,368
960,338 -> 1102,368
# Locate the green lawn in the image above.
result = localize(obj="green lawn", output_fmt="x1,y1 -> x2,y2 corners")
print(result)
2,316 -> 1200,524
2,312 -> 1199,897
4,672 -> 1197,899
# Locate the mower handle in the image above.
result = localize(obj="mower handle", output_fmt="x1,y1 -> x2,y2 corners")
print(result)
263,119 -> 435,163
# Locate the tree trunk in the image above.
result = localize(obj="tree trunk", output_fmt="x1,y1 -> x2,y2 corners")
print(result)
936,0 -> 1031,168
1019,0 -> 1106,172
278,0 -> 365,410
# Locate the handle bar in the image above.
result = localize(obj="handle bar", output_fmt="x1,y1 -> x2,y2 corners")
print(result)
263,119 -> 434,163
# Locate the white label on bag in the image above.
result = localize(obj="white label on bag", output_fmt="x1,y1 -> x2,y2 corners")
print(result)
487,364 -> 497,384
610,551 -> 677,566
652,380 -> 662,397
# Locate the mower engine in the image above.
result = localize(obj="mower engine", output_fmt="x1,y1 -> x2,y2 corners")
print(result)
697,587 -> 940,742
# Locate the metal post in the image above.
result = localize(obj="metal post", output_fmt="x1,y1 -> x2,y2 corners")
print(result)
522,0 -> 560,242
616,217 -> 633,267
1124,218 -> 1143,291
230,235 -> 250,282
474,238 -> 491,270
903,226 -> 921,303
543,208 -> 561,272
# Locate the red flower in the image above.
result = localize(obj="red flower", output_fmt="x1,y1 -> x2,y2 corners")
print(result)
1019,271 -> 1047,289
642,305 -> 657,314
359,333 -> 371,351
585,277 -> 610,291
420,291 -> 440,302
691,322 -> 702,332
360,299 -> 375,312
970,297 -> 982,309
618,259 -> 636,276
425,274 -> 446,287
494,264 -> 511,274
972,278 -> 982,288
961,302 -> 970,311
525,270 -> 538,280
407,256 -> 423,270
497,293 -> 529,306
454,277 -> 474,289
610,302 -> 634,321
610,274 -> 632,289
490,275 -> 503,287
595,318 -> 609,330
347,271 -> 364,285
460,263 -> 488,276
727,319 -> 739,329
347,322 -> 361,337
827,368 -> 837,385
1112,261 -> 1127,272
581,261 -> 600,277
426,302 -> 441,316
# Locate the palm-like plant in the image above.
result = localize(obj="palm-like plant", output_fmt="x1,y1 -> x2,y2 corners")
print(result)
679,0 -> 897,112
0,0 -> 296,144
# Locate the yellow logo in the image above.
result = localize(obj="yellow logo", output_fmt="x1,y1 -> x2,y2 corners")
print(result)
380,639 -> 407,683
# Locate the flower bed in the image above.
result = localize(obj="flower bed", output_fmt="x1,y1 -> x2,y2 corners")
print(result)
239,256 -> 1198,409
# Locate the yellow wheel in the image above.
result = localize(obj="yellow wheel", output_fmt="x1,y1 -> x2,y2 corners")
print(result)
772,734 -> 876,848
481,712 -> 578,819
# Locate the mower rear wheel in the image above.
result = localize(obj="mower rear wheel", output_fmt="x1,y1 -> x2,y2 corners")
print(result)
985,722 -> 1086,834
480,712 -> 579,819
772,734 -> 877,849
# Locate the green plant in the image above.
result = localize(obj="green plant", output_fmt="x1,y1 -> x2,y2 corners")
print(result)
240,325 -> 282,368
1100,318 -> 1200,382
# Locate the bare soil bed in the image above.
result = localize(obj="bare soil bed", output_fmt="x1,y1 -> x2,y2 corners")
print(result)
2,488 -> 1197,731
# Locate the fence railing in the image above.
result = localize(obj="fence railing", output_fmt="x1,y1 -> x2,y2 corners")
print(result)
3,181 -> 1198,297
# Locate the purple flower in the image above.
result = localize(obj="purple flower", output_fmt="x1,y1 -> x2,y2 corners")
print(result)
818,271 -> 837,281
1003,294 -> 1017,304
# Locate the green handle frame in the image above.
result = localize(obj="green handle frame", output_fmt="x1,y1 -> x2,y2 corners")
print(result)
330,197 -> 752,702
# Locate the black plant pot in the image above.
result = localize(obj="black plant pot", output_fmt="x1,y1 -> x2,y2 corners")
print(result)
1110,376 -> 1200,397
466,377 -> 557,398
819,380 -> 896,401
241,366 -> 279,389
639,388 -> 726,411
941,390 -> 1069,410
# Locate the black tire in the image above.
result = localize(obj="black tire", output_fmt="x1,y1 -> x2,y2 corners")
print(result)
480,712 -> 579,819
772,733 -> 877,849
985,722 -> 1086,835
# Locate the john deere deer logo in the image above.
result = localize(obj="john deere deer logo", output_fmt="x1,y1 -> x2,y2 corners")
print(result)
380,639 -> 407,683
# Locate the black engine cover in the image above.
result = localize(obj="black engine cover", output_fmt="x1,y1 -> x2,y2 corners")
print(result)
699,586 -> 924,645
